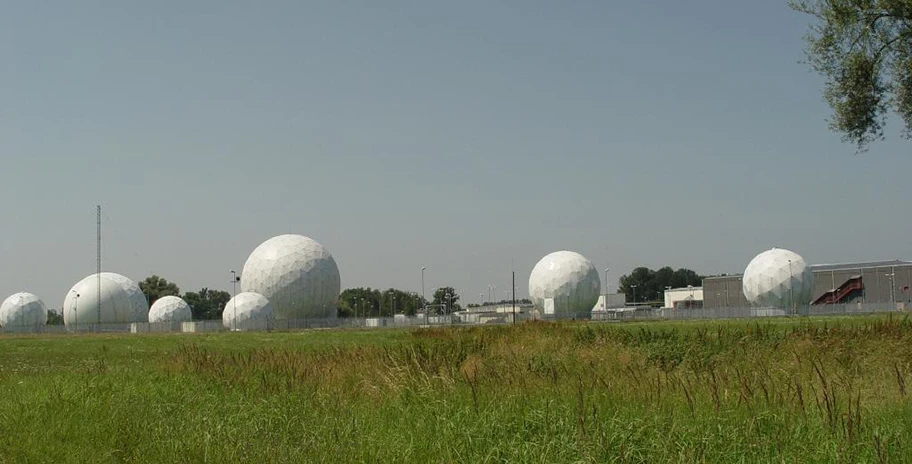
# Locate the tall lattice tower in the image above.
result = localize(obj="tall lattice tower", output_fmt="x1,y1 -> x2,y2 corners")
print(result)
96,205 -> 102,324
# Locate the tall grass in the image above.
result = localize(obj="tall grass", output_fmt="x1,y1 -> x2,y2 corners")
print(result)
0,316 -> 911,462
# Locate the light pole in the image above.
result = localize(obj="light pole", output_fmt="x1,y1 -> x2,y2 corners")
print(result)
787,259 -> 794,313
230,270 -> 239,331
886,269 -> 896,304
631,285 -> 638,305
70,290 -> 79,332
389,290 -> 396,316
421,266 -> 427,318
604,268 -> 610,309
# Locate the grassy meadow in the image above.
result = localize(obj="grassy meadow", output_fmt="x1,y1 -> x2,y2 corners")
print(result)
0,315 -> 911,463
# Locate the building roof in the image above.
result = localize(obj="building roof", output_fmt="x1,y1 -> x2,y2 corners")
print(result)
810,259 -> 912,271
703,259 -> 912,280
665,286 -> 702,292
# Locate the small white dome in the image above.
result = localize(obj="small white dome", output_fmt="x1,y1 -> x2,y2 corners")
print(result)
222,292 -> 274,331
148,296 -> 192,323
0,292 -> 48,328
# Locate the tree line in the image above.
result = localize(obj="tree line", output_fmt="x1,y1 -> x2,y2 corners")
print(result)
617,267 -> 703,303
45,275 -> 465,322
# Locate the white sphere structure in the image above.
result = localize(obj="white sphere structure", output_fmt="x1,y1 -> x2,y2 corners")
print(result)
148,296 -> 192,323
240,234 -> 341,320
0,292 -> 48,328
528,251 -> 601,315
222,292 -> 274,331
63,273 -> 148,327
742,248 -> 814,308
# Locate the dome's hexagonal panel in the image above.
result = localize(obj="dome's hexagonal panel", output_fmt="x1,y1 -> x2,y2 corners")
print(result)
742,248 -> 814,308
529,251 -> 601,315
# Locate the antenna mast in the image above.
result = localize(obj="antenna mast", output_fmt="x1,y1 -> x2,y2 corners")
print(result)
97,205 -> 102,324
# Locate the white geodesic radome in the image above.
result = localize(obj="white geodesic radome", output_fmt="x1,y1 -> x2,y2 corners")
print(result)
0,292 -> 48,328
63,273 -> 148,326
222,292 -> 274,331
529,250 -> 601,315
742,248 -> 814,309
148,296 -> 192,323
240,234 -> 340,320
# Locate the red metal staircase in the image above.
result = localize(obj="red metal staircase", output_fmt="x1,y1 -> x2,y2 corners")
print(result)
813,275 -> 863,305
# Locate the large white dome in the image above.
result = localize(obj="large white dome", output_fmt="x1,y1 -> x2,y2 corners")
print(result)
63,273 -> 148,326
0,292 -> 48,328
222,292 -> 274,331
529,251 -> 601,315
742,248 -> 814,308
240,234 -> 340,320
148,296 -> 192,323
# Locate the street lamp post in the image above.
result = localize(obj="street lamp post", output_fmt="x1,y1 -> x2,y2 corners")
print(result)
631,285 -> 638,305
70,290 -> 79,332
421,267 -> 427,319
604,268 -> 609,309
886,268 -> 896,304
230,270 -> 239,331
787,259 -> 794,313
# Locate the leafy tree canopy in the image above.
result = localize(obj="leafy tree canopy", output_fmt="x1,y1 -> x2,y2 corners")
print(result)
46,309 -> 64,325
432,287 -> 461,313
618,266 -> 703,303
338,287 -> 425,317
183,287 -> 230,320
791,0 -> 912,150
139,275 -> 180,306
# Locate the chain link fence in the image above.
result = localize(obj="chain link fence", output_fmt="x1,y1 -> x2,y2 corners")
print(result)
0,303 -> 907,335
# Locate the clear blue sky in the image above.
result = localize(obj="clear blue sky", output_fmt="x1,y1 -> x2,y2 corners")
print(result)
3,1 -> 911,308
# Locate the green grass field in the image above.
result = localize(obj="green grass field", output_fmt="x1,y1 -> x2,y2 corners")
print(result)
1,315 -> 911,463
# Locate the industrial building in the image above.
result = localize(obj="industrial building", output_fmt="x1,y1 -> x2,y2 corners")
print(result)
663,286 -> 703,309
703,260 -> 912,308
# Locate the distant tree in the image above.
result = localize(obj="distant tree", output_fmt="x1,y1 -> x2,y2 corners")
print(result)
183,287 -> 231,320
46,309 -> 64,325
139,275 -> 180,306
791,0 -> 912,150
338,287 -> 425,317
432,287 -> 461,312
618,266 -> 703,303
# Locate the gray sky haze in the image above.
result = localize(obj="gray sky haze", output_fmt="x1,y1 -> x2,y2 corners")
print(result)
3,1 -> 912,308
